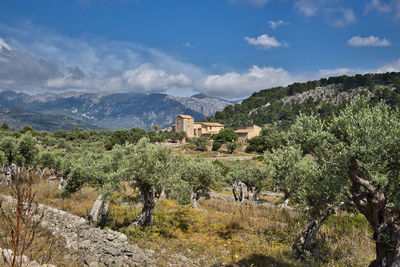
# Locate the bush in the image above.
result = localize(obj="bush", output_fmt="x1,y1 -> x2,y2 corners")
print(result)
195,137 -> 209,151
212,142 -> 222,151
226,142 -> 237,154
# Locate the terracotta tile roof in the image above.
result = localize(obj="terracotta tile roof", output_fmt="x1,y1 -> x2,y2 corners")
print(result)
235,129 -> 252,134
177,115 -> 194,119
200,122 -> 224,127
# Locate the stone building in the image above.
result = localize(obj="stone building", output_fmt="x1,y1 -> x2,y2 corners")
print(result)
172,115 -> 224,138
174,115 -> 195,137
235,125 -> 262,142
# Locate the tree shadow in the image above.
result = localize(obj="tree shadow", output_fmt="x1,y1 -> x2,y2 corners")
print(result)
211,253 -> 296,267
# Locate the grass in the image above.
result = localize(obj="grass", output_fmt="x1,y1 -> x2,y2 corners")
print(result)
107,196 -> 374,266
1,178 -> 375,266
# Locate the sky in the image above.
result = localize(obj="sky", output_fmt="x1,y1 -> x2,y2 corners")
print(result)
0,0 -> 399,100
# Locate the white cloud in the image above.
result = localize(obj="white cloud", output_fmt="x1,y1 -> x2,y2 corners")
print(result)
244,34 -> 287,49
0,37 -> 12,51
376,58 -> 400,72
326,8 -> 355,27
197,65 -> 295,99
0,23 -> 204,94
122,64 -> 192,92
366,0 -> 392,13
347,35 -> 391,47
295,1 -> 355,26
295,0 -> 321,17
268,20 -> 290,29
366,0 -> 400,18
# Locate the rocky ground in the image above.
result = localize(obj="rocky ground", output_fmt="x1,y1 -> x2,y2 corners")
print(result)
1,195 -> 154,267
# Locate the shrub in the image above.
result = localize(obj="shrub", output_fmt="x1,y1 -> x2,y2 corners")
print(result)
212,141 -> 222,151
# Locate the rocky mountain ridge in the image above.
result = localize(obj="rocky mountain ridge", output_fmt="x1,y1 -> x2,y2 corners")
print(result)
0,104 -> 98,131
0,90 -> 233,130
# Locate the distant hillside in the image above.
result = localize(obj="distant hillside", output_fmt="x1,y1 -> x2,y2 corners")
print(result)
0,91 -> 232,130
0,105 -> 99,131
206,72 -> 400,128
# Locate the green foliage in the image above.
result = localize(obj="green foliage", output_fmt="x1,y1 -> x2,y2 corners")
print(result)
212,141 -> 222,151
194,137 -> 209,151
173,156 -> 222,205
0,136 -> 17,164
207,72 -> 400,129
0,123 -> 10,131
226,142 -> 237,154
37,148 -> 63,171
124,138 -> 177,194
0,151 -> 5,168
17,134 -> 38,167
267,98 -> 400,220
226,161 -> 270,193
212,128 -> 238,143
20,125 -> 34,134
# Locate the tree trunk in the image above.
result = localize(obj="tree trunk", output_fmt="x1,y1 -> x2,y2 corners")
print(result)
133,183 -> 156,227
279,191 -> 290,207
348,159 -> 400,266
366,208 -> 400,267
89,194 -> 109,226
2,163 -> 17,185
232,181 -> 246,203
370,216 -> 400,267
293,210 -> 331,256
159,188 -> 169,200
191,192 -> 201,209
232,182 -> 239,202
239,182 -> 245,203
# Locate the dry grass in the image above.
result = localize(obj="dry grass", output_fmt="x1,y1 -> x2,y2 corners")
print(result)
0,178 -> 375,266
106,196 -> 375,266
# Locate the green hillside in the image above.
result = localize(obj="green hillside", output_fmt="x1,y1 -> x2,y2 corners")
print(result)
206,72 -> 400,128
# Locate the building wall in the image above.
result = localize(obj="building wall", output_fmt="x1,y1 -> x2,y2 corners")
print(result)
246,125 -> 262,139
175,117 -> 195,137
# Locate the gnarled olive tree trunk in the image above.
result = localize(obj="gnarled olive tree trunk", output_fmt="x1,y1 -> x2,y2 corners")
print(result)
133,183 -> 156,227
190,192 -> 200,209
2,163 -> 17,185
89,194 -> 109,226
246,186 -> 261,202
232,181 -> 246,203
348,164 -> 400,266
293,209 -> 332,256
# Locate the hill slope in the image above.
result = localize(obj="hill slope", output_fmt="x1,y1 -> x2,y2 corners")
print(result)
207,72 -> 400,128
0,105 -> 99,131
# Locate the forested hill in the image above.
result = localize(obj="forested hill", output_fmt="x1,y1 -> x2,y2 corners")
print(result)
206,72 -> 400,129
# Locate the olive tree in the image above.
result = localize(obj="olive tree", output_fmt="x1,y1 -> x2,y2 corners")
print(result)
226,161 -> 270,202
61,149 -> 125,225
0,135 -> 38,185
174,156 -> 222,209
124,138 -> 178,227
275,99 -> 400,265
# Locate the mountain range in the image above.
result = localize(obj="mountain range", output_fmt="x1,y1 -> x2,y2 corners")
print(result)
0,90 -> 235,130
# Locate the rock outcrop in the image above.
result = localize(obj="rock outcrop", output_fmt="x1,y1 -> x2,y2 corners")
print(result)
1,195 -> 153,267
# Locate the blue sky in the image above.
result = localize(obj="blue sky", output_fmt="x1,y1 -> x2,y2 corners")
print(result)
0,0 -> 399,99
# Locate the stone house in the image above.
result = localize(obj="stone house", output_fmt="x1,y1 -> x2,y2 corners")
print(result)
235,125 -> 262,142
173,115 -> 224,138
174,115 -> 195,137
